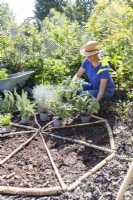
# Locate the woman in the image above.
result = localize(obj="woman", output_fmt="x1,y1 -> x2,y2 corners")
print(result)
72,40 -> 115,104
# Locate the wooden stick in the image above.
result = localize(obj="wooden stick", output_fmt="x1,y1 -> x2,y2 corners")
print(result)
0,131 -> 39,165
44,133 -> 116,154
45,119 -> 106,130
0,130 -> 36,138
92,115 -> 105,120
42,120 -> 53,130
11,122 -> 37,131
116,161 -> 133,200
104,120 -> 116,150
67,153 -> 116,191
33,114 -> 41,129
39,133 -> 67,191
0,186 -> 62,196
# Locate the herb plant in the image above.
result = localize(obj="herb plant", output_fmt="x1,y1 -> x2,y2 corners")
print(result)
0,91 -> 15,113
49,99 -> 73,119
14,89 -> 36,118
33,85 -> 57,113
0,113 -> 11,126
74,92 -> 100,116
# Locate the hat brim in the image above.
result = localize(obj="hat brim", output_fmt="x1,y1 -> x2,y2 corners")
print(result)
80,46 -> 101,57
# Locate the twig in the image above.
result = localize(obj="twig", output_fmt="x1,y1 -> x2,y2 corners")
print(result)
43,133 -> 116,154
0,186 -> 62,196
0,131 -> 39,165
5,172 -> 15,179
39,133 -> 67,191
67,153 -> 116,191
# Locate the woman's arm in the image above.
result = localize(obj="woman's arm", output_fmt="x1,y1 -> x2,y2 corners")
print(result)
96,79 -> 108,103
72,67 -> 85,82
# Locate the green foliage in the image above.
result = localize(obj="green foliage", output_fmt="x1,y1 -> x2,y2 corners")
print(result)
34,0 -> 68,21
0,91 -> 15,113
113,99 -> 133,118
0,113 -> 11,126
63,0 -> 97,24
74,92 -> 100,116
86,0 -> 133,89
1,0 -> 132,90
0,68 -> 9,79
1,2 -> 16,30
49,99 -> 73,119
56,77 -> 84,101
14,90 -> 36,118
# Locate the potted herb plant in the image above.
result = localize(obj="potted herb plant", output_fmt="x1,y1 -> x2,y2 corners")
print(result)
57,77 -> 84,103
0,113 -> 12,133
14,90 -> 36,124
33,85 -> 57,121
0,91 -> 15,114
74,92 -> 100,123
48,99 -> 74,127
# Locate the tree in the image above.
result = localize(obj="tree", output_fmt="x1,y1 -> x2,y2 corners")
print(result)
63,0 -> 97,24
75,0 -> 97,22
34,0 -> 68,21
1,3 -> 16,30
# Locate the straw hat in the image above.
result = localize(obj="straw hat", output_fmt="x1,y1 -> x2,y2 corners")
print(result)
80,40 -> 101,56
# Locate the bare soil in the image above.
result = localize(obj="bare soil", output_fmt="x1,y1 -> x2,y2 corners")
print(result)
0,90 -> 133,200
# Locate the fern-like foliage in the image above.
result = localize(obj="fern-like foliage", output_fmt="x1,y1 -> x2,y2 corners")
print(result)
14,89 -> 36,118
0,91 -> 15,113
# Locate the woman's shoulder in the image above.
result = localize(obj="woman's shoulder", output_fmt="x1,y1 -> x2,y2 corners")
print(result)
100,63 -> 110,69
82,58 -> 91,66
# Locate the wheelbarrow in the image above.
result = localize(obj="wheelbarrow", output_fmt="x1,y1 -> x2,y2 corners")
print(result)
0,71 -> 34,92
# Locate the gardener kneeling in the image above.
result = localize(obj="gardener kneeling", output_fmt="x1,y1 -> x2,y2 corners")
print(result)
72,40 -> 115,106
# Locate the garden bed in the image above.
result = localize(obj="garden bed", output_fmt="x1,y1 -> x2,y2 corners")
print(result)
0,91 -> 133,199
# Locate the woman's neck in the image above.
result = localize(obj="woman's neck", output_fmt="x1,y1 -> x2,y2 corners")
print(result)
92,60 -> 100,68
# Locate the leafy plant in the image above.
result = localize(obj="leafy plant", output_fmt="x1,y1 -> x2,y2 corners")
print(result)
74,92 -> 100,116
14,89 -> 36,118
0,91 -> 15,113
0,113 -> 11,126
48,99 -> 73,119
113,99 -> 133,118
0,68 -> 8,79
57,77 -> 84,102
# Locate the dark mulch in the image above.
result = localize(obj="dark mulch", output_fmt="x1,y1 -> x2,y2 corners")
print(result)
0,90 -> 133,200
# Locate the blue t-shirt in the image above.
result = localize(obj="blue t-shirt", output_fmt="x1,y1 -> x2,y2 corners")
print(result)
82,59 -> 115,94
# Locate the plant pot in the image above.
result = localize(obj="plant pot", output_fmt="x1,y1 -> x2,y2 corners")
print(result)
1,124 -> 11,133
80,115 -> 90,123
53,117 -> 63,127
21,115 -> 30,124
40,112 -> 48,121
